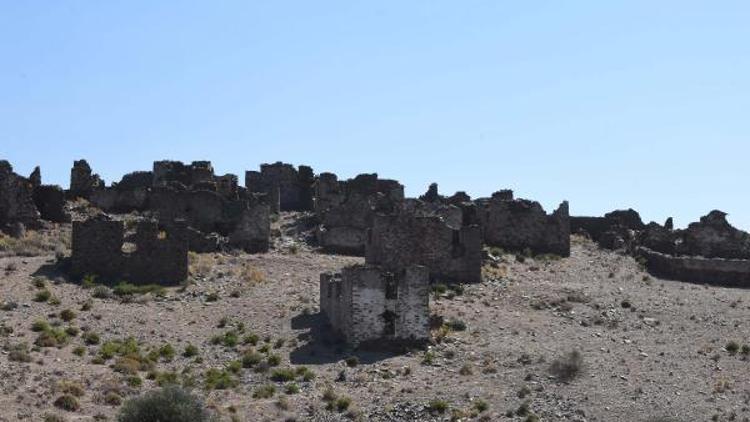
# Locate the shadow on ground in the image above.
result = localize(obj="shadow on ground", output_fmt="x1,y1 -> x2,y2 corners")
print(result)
289,312 -> 406,365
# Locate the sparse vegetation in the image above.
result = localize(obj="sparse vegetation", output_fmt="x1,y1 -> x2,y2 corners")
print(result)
117,386 -> 215,422
549,349 -> 583,382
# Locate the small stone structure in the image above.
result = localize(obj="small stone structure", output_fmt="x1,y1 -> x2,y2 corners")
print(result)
365,210 -> 482,283
481,190 -> 571,257
315,173 -> 404,255
69,159 -> 104,199
245,162 -> 315,212
570,209 -> 645,242
0,161 -> 40,232
638,247 -> 750,287
319,264 -> 430,347
71,215 -> 188,284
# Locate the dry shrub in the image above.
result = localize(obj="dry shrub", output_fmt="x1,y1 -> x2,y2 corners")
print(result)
0,229 -> 70,257
240,264 -> 265,285
549,349 -> 583,382
189,252 -> 214,277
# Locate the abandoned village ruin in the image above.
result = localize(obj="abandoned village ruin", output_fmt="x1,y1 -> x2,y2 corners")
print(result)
2,157 -> 750,347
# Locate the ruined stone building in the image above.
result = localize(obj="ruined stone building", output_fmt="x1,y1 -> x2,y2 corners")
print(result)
479,190 -> 571,257
71,215 -> 188,284
365,210 -> 482,283
319,264 -> 430,347
69,159 -> 104,200
0,161 -> 68,234
315,173 -> 404,255
83,160 -> 272,253
245,162 -> 315,213
570,208 -> 646,245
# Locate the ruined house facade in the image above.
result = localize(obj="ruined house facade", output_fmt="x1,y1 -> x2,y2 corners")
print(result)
315,173 -> 404,255
245,162 -> 315,213
319,264 -> 430,347
71,215 -> 188,285
480,191 -> 571,257
69,159 -> 103,200
365,211 -> 482,283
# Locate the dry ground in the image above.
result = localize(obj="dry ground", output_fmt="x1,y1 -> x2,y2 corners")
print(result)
0,214 -> 749,422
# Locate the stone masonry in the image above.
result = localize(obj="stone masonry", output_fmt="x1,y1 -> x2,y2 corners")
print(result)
315,173 -> 404,255
69,159 -> 104,199
365,210 -> 482,283
71,214 -> 188,285
319,264 -> 430,347
245,162 -> 315,212
481,190 -> 571,257
0,160 -> 41,232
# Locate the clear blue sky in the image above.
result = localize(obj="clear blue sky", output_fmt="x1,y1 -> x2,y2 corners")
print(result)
2,2 -> 748,229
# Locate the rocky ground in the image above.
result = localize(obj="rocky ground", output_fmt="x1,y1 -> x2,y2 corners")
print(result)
0,213 -> 749,422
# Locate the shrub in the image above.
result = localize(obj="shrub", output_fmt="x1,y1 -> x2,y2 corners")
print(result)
117,386 -> 216,422
270,368 -> 296,382
43,414 -> 66,422
183,344 -> 199,358
155,371 -> 179,386
741,345 -> 750,356
267,354 -> 281,366
72,346 -> 86,357
427,399 -> 448,414
54,394 -> 80,411
243,333 -> 259,346
60,309 -> 76,322
57,381 -> 85,397
345,356 -> 359,367
92,286 -> 112,299
105,392 -> 122,406
33,278 -> 46,289
445,318 -> 467,332
159,344 -> 176,361
34,289 -> 52,302
204,369 -> 237,390
126,376 -> 143,388
726,341 -> 740,355
285,383 -> 300,394
549,349 -> 583,382
242,351 -> 263,368
253,384 -> 276,399
65,326 -> 80,337
32,319 -> 51,332
36,328 -> 69,348
334,396 -> 352,412
8,343 -> 31,362
474,399 -> 489,413
83,332 -> 101,345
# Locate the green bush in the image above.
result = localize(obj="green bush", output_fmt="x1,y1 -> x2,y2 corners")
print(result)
117,386 -> 216,422
34,289 -> 52,302
113,282 -> 166,297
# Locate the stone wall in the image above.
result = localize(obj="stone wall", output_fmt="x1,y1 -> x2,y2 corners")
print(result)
245,162 -> 315,212
365,211 -> 482,283
33,185 -> 68,223
638,247 -> 750,287
69,159 -> 103,199
71,215 -> 188,284
0,161 -> 40,231
482,191 -> 571,257
316,173 -> 404,255
571,209 -> 645,241
320,264 -> 430,347
153,160 -> 214,189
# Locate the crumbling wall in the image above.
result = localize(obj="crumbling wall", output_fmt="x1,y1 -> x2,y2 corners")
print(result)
71,215 -> 188,284
245,162 -> 315,212
482,191 -> 570,257
153,160 -> 214,189
316,173 -> 404,255
69,160 -> 103,199
320,264 -> 430,347
0,161 -> 40,230
675,211 -> 750,260
365,211 -> 482,283
33,185 -> 68,223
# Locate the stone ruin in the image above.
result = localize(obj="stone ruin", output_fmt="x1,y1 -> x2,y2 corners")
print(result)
0,161 -> 68,235
69,159 -> 104,200
636,211 -> 750,286
85,160 -> 271,253
479,190 -> 571,257
71,214 -> 188,285
319,264 -> 430,347
570,208 -> 646,249
315,173 -> 404,255
245,162 -> 315,213
365,210 -> 482,283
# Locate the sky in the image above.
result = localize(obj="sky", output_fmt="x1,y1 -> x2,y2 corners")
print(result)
1,1 -> 748,229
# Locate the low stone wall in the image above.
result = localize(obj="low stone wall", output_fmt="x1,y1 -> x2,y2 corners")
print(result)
638,247 -> 750,287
